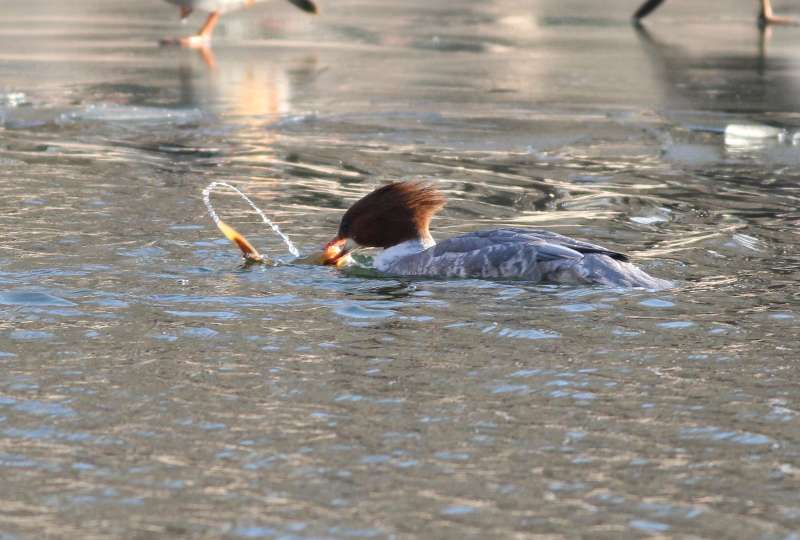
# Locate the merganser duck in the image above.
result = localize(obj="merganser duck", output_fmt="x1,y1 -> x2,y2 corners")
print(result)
320,182 -> 672,289
161,0 -> 318,48
634,0 -> 794,25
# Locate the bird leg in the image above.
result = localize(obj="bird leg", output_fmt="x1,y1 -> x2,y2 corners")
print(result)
759,0 -> 796,25
160,11 -> 221,48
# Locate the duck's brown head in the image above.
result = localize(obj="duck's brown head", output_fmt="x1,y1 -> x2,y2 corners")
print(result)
322,181 -> 446,265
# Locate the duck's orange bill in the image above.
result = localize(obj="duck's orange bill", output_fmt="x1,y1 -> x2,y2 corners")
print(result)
294,239 -> 344,266
323,238 -> 349,267
294,240 -> 348,267
216,219 -> 263,263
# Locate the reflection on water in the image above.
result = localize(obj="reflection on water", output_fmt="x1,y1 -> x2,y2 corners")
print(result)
2,0 -> 800,538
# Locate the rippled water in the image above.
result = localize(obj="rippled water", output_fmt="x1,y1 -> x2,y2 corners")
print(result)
2,0 -> 800,538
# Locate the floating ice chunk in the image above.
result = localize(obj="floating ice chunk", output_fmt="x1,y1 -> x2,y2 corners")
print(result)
0,92 -> 26,107
58,104 -> 204,125
730,233 -> 765,252
724,123 -> 791,150
631,215 -> 668,225
724,123 -> 785,139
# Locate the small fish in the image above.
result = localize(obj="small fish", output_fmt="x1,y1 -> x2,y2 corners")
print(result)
215,219 -> 348,267
215,219 -> 264,263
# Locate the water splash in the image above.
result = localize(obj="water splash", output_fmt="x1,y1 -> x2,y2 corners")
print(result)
202,181 -> 299,258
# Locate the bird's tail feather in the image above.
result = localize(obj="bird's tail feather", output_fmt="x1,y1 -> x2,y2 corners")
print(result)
634,0 -> 666,20
287,0 -> 318,14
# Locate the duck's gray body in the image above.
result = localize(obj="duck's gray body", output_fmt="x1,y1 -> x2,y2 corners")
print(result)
375,228 -> 671,289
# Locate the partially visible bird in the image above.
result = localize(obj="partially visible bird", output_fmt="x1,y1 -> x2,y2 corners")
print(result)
161,0 -> 318,48
634,0 -> 794,25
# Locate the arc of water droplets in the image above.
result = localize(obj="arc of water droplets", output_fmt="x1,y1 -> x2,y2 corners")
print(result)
202,181 -> 300,258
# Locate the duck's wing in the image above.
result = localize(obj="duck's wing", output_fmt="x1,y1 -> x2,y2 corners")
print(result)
455,229 -> 628,261
384,229 -> 668,288
431,230 -> 581,260
384,230 -> 582,279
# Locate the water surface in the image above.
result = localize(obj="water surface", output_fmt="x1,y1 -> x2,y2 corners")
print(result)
1,0 -> 800,538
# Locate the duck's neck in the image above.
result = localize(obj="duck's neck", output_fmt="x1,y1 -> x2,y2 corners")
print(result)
374,236 -> 435,272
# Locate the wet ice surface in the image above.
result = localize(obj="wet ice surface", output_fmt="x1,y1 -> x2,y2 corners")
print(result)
2,0 -> 800,538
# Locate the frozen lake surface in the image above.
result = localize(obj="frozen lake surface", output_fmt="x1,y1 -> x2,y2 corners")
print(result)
1,0 -> 800,537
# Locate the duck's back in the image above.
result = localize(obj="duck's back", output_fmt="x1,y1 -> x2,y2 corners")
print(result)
383,228 -> 671,289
